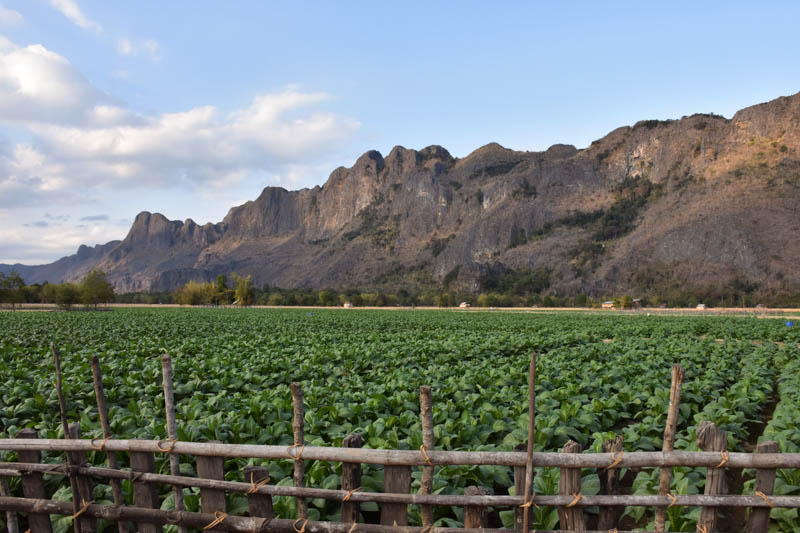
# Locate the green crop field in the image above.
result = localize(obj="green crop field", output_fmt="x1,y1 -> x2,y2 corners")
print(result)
1,308 -> 800,531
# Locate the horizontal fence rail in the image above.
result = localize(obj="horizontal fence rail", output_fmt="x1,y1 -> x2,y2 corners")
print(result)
0,497 -> 692,533
2,439 -> 800,469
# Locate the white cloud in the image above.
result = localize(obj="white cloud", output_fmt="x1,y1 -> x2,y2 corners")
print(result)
0,39 -> 117,125
48,0 -> 101,32
0,36 -> 360,209
0,4 -> 23,25
117,37 -> 162,61
117,38 -> 134,56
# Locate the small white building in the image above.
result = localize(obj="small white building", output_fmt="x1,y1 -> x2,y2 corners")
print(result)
459,302 -> 471,308
343,302 -> 354,308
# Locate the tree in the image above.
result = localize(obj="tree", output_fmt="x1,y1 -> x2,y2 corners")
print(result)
55,283 -> 81,310
213,274 -> 235,305
174,281 -> 214,305
234,275 -> 253,307
0,271 -> 26,309
81,270 -> 114,309
41,282 -> 57,303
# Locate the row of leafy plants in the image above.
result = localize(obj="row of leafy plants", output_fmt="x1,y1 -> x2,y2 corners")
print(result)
0,309 -> 798,531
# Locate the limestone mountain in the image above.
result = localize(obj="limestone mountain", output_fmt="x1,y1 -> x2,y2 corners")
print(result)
5,91 -> 800,301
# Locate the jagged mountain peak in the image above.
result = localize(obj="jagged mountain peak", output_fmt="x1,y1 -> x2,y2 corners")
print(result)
6,91 -> 799,301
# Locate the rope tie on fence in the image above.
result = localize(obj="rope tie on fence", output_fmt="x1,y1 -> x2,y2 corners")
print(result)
347,523 -> 357,533
420,526 -> 435,533
247,471 -> 270,494
565,492 -> 583,508
165,511 -> 182,524
605,451 -> 624,470
130,471 -> 144,482
293,518 -> 309,533
287,443 -> 305,461
44,463 -> 65,474
342,487 -> 362,502
90,436 -> 109,451
202,511 -> 227,530
419,444 -> 434,467
157,438 -> 178,453
716,450 -> 730,468
609,529 -> 619,533
519,491 -> 540,509
697,525 -> 708,533
755,490 -> 774,508
667,492 -> 677,507
71,498 -> 92,519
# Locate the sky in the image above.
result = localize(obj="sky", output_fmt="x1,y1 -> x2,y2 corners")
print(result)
1,1 -> 799,265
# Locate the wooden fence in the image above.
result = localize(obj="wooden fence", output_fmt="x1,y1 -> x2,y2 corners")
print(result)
0,348 -> 797,533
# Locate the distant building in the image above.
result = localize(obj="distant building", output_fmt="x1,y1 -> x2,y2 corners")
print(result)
343,302 -> 354,308
696,303 -> 706,310
602,301 -> 615,309
459,302 -> 471,308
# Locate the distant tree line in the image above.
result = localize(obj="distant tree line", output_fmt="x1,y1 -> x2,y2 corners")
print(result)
0,270 -> 114,310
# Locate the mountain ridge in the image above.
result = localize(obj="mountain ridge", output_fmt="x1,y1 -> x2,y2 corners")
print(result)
4,91 -> 800,301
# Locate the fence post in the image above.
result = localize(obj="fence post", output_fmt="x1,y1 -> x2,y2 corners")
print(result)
655,365 -> 684,533
290,382 -> 307,519
514,442 -> 528,530
17,428 -> 52,533
196,439 -> 227,528
697,421 -> 727,533
130,441 -> 162,533
419,386 -> 435,527
597,435 -> 623,530
380,466 -> 411,526
463,486 -> 489,528
243,466 -> 272,519
745,440 -> 779,533
67,423 -> 97,533
341,433 -> 363,524
0,474 -> 19,533
558,440 -> 585,531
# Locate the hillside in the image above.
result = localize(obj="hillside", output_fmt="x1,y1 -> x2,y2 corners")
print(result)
4,92 -> 800,302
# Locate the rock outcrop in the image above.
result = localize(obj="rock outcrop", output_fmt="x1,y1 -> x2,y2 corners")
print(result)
5,91 -> 800,299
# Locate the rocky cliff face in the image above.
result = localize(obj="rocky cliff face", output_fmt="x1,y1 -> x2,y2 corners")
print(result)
6,91 -> 800,299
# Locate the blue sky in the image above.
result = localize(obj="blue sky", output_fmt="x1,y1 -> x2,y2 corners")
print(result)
1,1 -> 799,264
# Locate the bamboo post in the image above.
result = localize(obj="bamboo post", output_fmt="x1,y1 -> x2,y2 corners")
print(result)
290,382 -> 307,519
67,424 -> 97,533
196,439 -> 227,528
51,342 -> 83,533
655,365 -> 684,533
160,353 -> 187,533
696,421 -> 728,533
243,466 -> 272,519
380,466 -> 411,525
16,429 -> 52,533
513,443 -> 527,530
463,486 -> 489,528
341,434 -> 363,524
419,385 -> 435,527
130,442 -> 162,533
522,352 -> 536,533
745,440 -> 779,533
0,474 -> 19,533
90,355 -> 127,533
597,435 -> 623,530
557,440 -> 585,531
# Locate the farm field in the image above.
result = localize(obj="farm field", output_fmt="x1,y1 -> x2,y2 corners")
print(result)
1,308 -> 800,531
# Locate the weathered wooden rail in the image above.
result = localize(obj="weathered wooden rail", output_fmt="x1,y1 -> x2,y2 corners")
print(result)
0,349 -> 796,533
